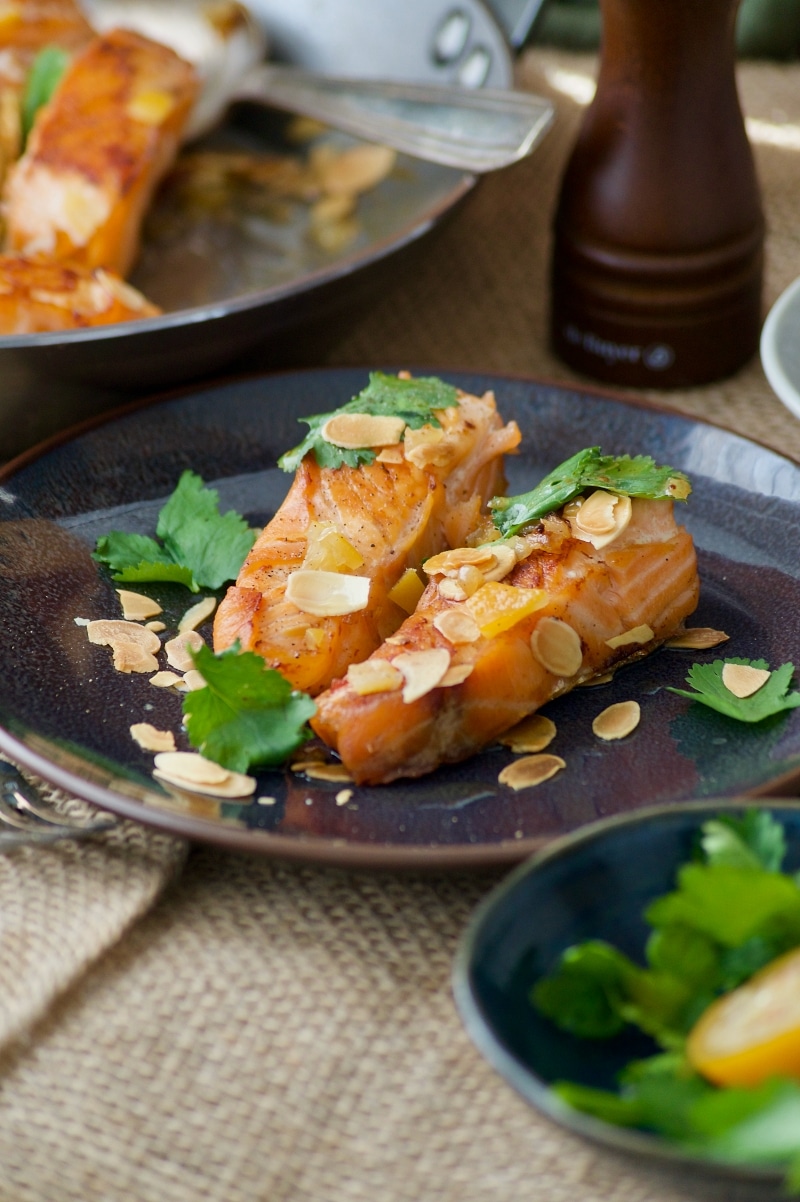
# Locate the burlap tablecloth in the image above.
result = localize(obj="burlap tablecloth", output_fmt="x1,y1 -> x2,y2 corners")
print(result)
1,47 -> 799,1202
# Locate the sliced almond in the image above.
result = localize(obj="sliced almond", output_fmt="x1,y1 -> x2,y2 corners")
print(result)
150,670 -> 183,688
346,659 -> 404,696
291,762 -> 353,783
315,143 -> 396,195
481,543 -> 518,583
721,662 -> 771,698
424,545 -> 495,578
578,670 -> 615,687
498,714 -> 556,754
320,412 -> 406,449
376,445 -> 405,465
165,629 -> 205,672
116,589 -> 162,621
606,624 -> 654,650
438,579 -> 468,602
130,723 -> 176,753
403,425 -> 453,470
336,789 -> 354,806
393,648 -> 452,703
86,619 -> 160,674
666,627 -> 730,650
178,596 -> 217,633
440,662 -> 474,687
433,609 -> 481,645
286,570 -> 370,617
530,617 -> 583,677
572,490 -> 632,549
153,751 -> 255,798
498,754 -> 565,791
181,669 -> 207,692
592,700 -> 641,740
146,621 -> 167,633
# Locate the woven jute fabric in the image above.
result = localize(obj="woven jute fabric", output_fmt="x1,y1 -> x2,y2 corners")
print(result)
1,48 -> 799,1202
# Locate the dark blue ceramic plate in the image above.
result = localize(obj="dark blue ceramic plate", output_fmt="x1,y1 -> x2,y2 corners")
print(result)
452,800 -> 800,1182
1,368 -> 800,867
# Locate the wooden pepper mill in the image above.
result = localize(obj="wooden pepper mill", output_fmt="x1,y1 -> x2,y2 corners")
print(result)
550,0 -> 765,388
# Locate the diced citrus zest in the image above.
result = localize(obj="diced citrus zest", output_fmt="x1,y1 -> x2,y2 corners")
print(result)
464,582 -> 547,639
388,567 -> 425,614
686,946 -> 800,1087
127,89 -> 175,125
302,520 -> 364,571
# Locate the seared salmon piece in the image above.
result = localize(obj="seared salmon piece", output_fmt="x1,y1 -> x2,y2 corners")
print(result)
0,253 -> 160,331
312,495 -> 699,784
213,382 -> 521,696
3,27 -> 198,275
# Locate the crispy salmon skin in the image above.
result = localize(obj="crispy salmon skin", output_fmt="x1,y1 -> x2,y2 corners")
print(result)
3,26 -> 198,275
213,375 -> 521,695
312,478 -> 699,784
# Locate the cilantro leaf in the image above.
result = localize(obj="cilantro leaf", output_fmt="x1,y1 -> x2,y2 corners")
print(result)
700,810 -> 787,872
93,471 -> 256,593
278,372 -> 459,472
488,447 -> 691,537
182,643 -> 316,773
22,45 -> 69,145
667,658 -> 800,722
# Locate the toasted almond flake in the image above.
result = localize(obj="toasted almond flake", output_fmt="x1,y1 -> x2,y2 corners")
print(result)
182,669 -> 207,692
388,568 -> 425,614
572,491 -> 632,549
593,700 -> 641,740
146,620 -> 167,633
116,589 -> 163,621
315,143 -> 396,195
498,754 -> 565,790
403,425 -> 453,470
286,569 -> 370,617
149,670 -> 183,688
346,659 -> 404,696
320,412 -> 406,449
393,648 -> 452,703
424,545 -> 495,577
376,445 -> 405,464
666,627 -> 730,650
86,619 -> 161,673
440,662 -> 474,687
499,714 -> 557,753
433,609 -> 481,645
258,796 -> 276,806
531,617 -> 583,677
178,596 -> 217,633
154,767 -> 256,799
165,629 -> 205,672
438,579 -> 468,601
722,662 -> 771,698
294,762 -> 353,783
606,624 -> 654,650
154,752 -> 229,786
481,543 -> 517,583
336,789 -> 354,806
578,670 -> 615,687
130,723 -> 176,753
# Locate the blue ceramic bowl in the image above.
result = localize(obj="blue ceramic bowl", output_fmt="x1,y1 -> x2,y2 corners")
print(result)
453,800 -> 800,1183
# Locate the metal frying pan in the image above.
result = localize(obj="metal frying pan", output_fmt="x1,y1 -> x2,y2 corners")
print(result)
0,0 -> 520,457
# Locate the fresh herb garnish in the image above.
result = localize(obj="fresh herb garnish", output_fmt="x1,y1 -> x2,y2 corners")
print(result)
21,45 -> 69,145
183,643 -> 316,773
668,658 -> 800,722
532,810 -> 800,1184
278,372 -> 460,472
488,446 -> 691,538
93,470 -> 257,593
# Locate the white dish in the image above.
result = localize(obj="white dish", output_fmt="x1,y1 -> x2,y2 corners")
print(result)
760,276 -> 800,419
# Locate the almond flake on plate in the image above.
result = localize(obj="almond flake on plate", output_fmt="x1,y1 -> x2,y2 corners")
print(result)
498,754 -> 565,791
116,589 -> 163,621
592,700 -> 641,740
130,723 -> 176,752
498,713 -> 557,754
666,627 -> 730,650
178,596 -> 217,633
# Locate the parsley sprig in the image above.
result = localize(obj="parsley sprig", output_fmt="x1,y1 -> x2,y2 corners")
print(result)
93,471 -> 257,593
278,372 -> 459,472
183,644 -> 316,773
668,658 -> 800,722
488,447 -> 691,538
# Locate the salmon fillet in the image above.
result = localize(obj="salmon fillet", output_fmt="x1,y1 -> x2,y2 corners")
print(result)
3,26 -> 198,276
312,495 -> 699,784
0,253 -> 160,331
213,383 -> 521,696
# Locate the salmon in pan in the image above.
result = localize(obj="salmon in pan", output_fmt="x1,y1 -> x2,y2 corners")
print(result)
311,447 -> 699,784
213,373 -> 522,696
